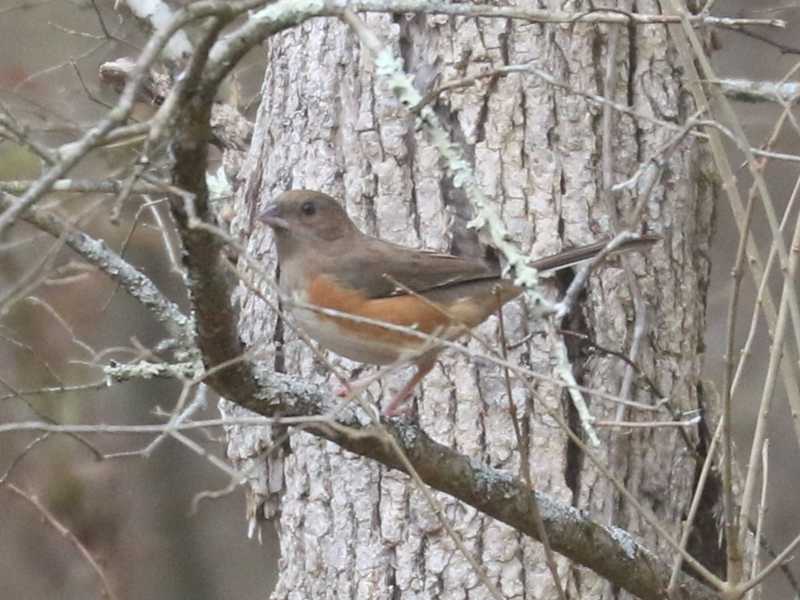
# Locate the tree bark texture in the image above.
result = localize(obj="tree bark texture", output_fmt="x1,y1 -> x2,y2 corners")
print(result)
225,3 -> 716,598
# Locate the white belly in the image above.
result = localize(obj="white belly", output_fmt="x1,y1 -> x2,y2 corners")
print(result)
289,304 -> 408,365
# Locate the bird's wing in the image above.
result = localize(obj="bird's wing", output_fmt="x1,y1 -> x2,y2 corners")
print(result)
328,236 -> 503,300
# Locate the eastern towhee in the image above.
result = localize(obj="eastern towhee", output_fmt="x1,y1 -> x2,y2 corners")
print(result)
260,190 -> 656,415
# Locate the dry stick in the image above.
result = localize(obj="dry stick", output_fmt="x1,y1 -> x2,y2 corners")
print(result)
169,427 -> 245,483
10,39 -> 107,97
606,111 -> 702,412
716,78 -> 800,105
147,197 -> 184,276
605,112 -> 707,428
0,179 -> 165,194
0,434 -> 52,483
143,16 -> 233,152
747,440 -> 769,600
0,102 -> 57,164
554,232 -> 649,319
592,418 -> 699,429
109,160 -> 147,225
88,0 -> 114,41
0,380 -> 107,402
723,193 -> 800,564
667,416 -> 724,594
141,378 -> 199,458
496,295 -> 567,600
0,232 -> 46,252
70,59 -> 115,111
102,346 -> 352,491
719,140 -> 759,585
734,27 -> 800,57
700,0 -> 718,14
0,416 -> 339,435
4,483 -> 118,600
778,91 -> 800,145
115,0 -> 194,60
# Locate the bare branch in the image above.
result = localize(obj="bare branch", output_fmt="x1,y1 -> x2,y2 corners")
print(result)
0,192 -> 193,347
4,483 -> 118,600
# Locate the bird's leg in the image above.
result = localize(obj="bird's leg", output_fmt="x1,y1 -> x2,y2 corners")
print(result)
332,366 -> 370,398
333,376 -> 370,398
333,380 -> 352,397
383,355 -> 437,417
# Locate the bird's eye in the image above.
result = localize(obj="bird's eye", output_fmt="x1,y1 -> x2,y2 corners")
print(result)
301,201 -> 316,217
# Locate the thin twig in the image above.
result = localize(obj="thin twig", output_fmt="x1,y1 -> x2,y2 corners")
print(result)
746,439 -> 769,600
667,417 -> 724,594
4,483 -> 118,600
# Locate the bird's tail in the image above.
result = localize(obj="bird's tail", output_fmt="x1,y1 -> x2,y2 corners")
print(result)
528,234 -> 661,273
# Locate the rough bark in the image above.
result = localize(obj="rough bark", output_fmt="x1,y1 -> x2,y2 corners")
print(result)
225,2 -> 716,598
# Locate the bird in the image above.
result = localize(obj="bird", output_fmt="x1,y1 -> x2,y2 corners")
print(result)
259,190 -> 656,416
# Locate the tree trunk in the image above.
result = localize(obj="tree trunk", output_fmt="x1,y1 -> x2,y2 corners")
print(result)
226,4 -> 716,598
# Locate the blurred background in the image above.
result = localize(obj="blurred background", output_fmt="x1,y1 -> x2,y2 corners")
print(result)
0,2 -> 277,598
0,1 -> 798,598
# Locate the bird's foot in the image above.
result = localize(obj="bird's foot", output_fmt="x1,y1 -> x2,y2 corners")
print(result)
332,374 -> 372,399
333,381 -> 352,398
382,388 -> 416,418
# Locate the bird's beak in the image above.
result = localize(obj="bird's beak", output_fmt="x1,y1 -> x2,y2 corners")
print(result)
258,203 -> 290,230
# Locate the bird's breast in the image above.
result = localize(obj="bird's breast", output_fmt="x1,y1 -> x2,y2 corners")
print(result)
283,274 -> 466,365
